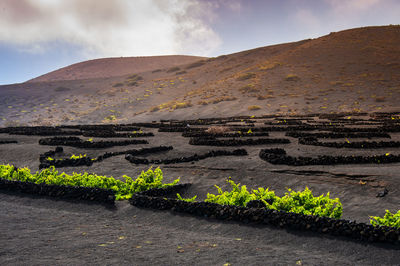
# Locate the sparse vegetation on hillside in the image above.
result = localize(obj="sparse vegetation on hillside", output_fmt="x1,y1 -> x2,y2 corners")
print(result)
239,84 -> 259,94
257,94 -> 275,100
150,100 -> 193,112
285,74 -> 300,81
259,62 -> 281,70
186,60 -> 206,69
248,105 -> 261,111
112,82 -> 124,88
197,96 -> 237,105
236,72 -> 256,81
54,86 -> 71,92
167,67 -> 180,73
104,115 -> 117,121
127,74 -> 143,80
125,74 -> 143,86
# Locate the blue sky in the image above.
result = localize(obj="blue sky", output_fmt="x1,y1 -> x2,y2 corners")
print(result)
0,0 -> 399,85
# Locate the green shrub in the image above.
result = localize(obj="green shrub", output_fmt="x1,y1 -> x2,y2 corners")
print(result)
204,178 -> 343,219
176,193 -> 197,202
104,115 -> 117,121
70,154 -> 88,159
0,164 -> 179,200
370,210 -> 400,228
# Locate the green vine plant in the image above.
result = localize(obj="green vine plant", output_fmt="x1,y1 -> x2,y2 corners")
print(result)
0,164 -> 179,200
181,178 -> 343,219
370,210 -> 400,228
70,154 -> 87,159
176,193 -> 197,202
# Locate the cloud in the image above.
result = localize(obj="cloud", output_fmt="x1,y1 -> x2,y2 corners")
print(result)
325,0 -> 381,12
294,9 -> 322,32
0,0 -> 223,57
291,0 -> 400,38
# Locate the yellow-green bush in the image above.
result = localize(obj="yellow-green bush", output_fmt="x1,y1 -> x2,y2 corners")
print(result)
0,164 -> 179,200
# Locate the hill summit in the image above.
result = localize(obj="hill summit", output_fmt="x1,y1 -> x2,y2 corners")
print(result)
1,25 -> 399,126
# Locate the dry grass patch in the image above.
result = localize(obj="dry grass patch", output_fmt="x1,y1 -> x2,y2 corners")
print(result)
219,67 -> 233,73
343,83 -> 355,87
257,95 -> 275,100
197,96 -> 237,105
112,82 -> 124,88
375,96 -> 386,102
236,72 -> 256,81
239,84 -> 259,94
54,86 -> 71,92
259,62 -> 281,70
197,100 -> 209,105
248,105 -> 261,111
285,74 -> 300,81
126,74 -> 143,86
150,101 -> 193,112
167,67 -> 180,73
186,60 -> 206,69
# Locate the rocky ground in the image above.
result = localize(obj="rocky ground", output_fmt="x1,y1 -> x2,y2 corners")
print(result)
0,114 -> 399,265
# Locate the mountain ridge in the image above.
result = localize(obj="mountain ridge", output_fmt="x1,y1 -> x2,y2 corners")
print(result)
28,55 -> 206,82
1,25 -> 399,126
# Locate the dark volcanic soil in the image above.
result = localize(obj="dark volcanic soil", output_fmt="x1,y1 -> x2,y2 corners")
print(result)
0,114 -> 399,265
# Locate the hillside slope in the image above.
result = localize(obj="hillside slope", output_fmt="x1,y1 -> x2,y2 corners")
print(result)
1,25 -> 399,126
28,55 -> 205,82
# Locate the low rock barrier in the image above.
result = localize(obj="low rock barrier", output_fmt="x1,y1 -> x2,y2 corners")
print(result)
0,140 -> 18,144
130,187 -> 399,245
0,178 -> 115,204
189,138 -> 290,146
39,136 -> 148,148
286,132 -> 391,139
259,148 -> 400,165
125,149 -> 248,164
298,138 -> 400,149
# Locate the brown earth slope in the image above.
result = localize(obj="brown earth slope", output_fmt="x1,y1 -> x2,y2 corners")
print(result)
0,25 -> 399,126
29,55 -> 205,82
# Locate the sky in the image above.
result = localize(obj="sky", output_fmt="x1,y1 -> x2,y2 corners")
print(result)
0,0 -> 399,85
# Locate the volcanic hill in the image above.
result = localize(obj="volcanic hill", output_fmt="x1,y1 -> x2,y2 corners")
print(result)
1,25 -> 399,126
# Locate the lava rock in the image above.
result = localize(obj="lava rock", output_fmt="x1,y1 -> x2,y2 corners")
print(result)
376,188 -> 389,197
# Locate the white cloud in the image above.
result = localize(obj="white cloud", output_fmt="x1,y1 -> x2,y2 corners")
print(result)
292,0 -> 400,38
294,9 -> 322,32
325,0 -> 381,12
0,0 -> 223,57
